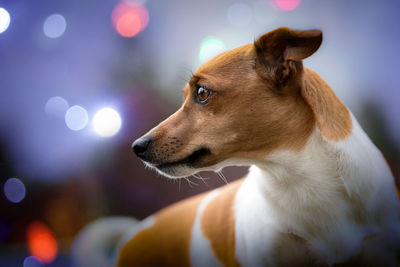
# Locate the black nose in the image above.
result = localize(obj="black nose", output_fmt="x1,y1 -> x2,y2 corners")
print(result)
132,136 -> 152,159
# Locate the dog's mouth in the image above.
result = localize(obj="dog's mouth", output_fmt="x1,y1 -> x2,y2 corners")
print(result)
145,148 -> 212,178
156,148 -> 211,169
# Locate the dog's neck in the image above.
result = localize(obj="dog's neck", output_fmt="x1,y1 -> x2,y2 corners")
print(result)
247,119 -> 398,261
242,72 -> 399,262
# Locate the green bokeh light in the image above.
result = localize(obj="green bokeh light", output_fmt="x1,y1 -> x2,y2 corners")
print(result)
198,36 -> 226,63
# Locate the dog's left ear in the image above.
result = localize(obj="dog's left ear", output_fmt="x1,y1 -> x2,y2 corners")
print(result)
254,27 -> 322,89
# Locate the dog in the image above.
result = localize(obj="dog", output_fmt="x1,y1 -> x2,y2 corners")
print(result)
73,27 -> 400,267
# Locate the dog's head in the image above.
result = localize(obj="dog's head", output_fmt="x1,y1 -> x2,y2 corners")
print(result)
132,27 -> 349,178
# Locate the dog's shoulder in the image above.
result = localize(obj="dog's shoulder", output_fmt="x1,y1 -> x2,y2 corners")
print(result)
199,178 -> 243,267
117,178 -> 244,266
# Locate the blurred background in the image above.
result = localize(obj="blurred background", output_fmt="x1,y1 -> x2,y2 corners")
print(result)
0,0 -> 399,265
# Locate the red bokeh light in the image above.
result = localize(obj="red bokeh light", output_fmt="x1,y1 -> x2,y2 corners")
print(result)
272,0 -> 301,11
112,1 -> 149,38
27,221 -> 58,263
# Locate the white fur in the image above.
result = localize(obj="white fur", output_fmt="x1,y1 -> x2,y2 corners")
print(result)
190,189 -> 222,267
233,113 -> 400,266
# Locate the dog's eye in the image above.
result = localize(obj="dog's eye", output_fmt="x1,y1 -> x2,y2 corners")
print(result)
195,86 -> 213,104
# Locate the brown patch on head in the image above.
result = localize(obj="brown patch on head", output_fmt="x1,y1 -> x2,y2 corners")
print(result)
117,192 -> 205,266
201,179 -> 243,266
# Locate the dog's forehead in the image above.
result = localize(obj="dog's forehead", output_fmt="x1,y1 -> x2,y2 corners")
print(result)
196,44 -> 255,75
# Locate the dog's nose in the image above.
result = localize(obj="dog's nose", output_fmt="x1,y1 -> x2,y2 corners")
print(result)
132,136 -> 152,159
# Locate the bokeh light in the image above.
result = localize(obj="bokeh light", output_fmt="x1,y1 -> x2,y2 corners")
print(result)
43,14 -> 67,39
112,1 -> 149,38
45,96 -> 69,118
0,7 -> 10,34
23,256 -> 45,267
253,0 -> 278,25
27,222 -> 58,264
125,0 -> 148,4
65,105 -> 89,131
272,0 -> 301,11
227,3 -> 253,27
198,36 -> 226,63
3,178 -> 26,203
92,107 -> 122,137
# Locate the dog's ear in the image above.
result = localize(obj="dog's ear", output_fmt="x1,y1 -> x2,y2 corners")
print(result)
254,27 -> 322,90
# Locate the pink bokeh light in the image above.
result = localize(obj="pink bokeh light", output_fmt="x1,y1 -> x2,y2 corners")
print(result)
272,0 -> 301,11
111,1 -> 149,38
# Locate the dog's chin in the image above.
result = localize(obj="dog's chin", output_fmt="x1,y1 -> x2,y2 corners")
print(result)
146,162 -> 197,179
144,148 -> 212,179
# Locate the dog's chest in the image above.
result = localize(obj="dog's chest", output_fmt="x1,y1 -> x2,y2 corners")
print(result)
233,172 -> 368,266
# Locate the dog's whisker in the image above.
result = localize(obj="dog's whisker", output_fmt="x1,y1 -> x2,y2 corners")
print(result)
217,170 -> 228,185
192,173 -> 209,186
184,177 -> 198,187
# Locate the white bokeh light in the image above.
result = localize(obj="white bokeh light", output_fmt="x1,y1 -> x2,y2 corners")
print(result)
227,3 -> 253,27
3,178 -> 26,203
45,96 -> 69,118
43,14 -> 67,38
92,107 -> 122,137
0,7 -> 11,34
65,105 -> 89,131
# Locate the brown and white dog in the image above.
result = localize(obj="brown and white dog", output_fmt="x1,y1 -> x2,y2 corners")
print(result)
74,28 -> 400,266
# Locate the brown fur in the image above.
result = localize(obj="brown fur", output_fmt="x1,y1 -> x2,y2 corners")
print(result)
117,193 -> 206,266
201,179 -> 243,267
302,68 -> 352,140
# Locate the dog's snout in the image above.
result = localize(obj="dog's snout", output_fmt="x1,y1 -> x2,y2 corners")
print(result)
132,136 -> 152,159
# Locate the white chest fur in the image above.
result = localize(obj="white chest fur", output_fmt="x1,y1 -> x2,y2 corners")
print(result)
234,115 -> 400,266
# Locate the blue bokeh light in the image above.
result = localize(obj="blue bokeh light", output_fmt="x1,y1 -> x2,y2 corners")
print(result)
23,256 -> 45,267
43,14 -> 67,39
45,96 -> 69,118
3,178 -> 26,203
65,105 -> 89,131
227,3 -> 253,27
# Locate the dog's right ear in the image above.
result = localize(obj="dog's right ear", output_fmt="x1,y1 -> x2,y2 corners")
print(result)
254,27 -> 322,90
